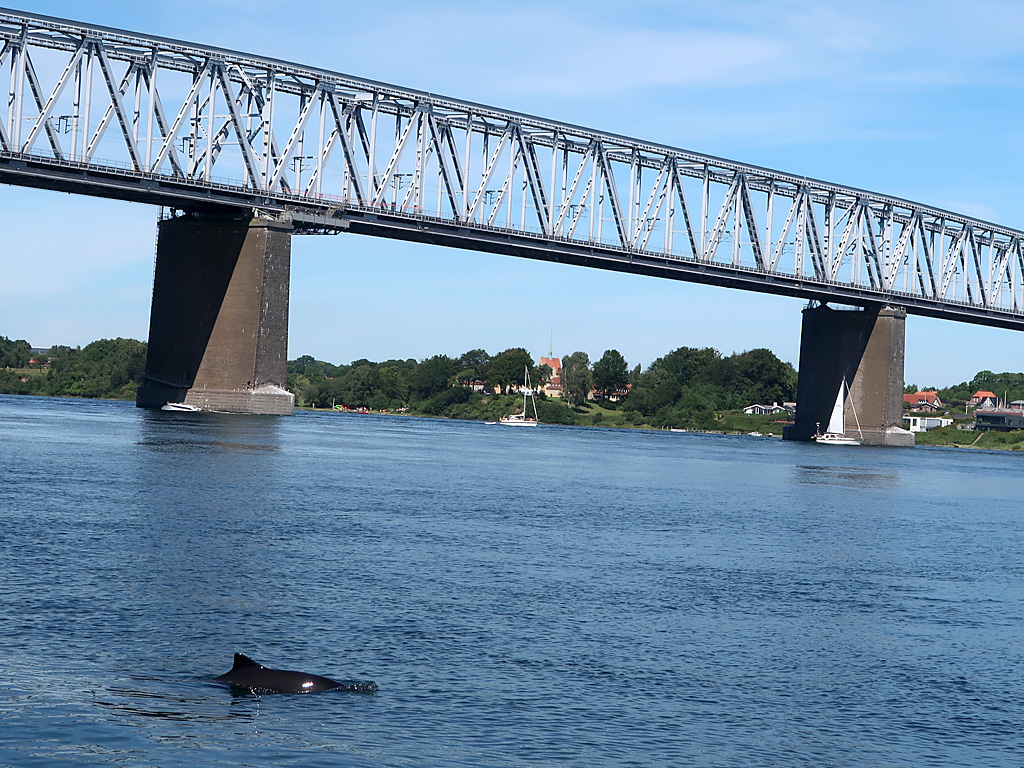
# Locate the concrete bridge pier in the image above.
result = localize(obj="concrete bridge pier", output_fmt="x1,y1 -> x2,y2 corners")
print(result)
783,304 -> 914,447
136,211 -> 295,415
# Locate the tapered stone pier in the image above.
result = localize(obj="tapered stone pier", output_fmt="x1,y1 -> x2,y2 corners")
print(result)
784,304 -> 914,447
136,211 -> 294,415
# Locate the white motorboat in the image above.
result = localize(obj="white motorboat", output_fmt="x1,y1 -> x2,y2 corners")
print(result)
813,431 -> 861,446
498,366 -> 540,427
812,378 -> 862,445
161,402 -> 201,412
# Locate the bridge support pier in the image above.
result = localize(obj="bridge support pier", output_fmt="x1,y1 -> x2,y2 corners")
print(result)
783,304 -> 913,447
136,211 -> 294,415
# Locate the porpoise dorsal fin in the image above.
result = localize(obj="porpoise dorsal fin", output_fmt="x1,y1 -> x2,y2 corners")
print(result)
231,653 -> 264,671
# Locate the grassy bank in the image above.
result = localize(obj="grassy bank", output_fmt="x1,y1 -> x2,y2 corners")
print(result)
914,425 -> 1024,451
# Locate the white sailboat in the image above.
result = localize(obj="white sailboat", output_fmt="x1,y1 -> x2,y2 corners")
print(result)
498,366 -> 540,426
813,378 -> 862,445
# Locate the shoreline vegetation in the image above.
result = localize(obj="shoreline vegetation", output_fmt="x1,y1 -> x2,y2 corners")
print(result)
4,334 -> 1024,449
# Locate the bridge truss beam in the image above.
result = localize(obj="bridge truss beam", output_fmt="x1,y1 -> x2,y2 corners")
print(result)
3,9 -> 1024,330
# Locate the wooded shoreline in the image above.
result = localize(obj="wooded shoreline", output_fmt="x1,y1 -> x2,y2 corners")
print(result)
5,333 -> 1024,447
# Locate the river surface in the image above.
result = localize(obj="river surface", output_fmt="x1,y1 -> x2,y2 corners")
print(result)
1,394 -> 1022,767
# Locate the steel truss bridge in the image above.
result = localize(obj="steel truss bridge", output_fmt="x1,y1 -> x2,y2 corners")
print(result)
3,8 -> 1024,331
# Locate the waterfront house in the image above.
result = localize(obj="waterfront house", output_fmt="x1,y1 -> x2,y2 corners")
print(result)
975,409 -> 1024,432
902,391 -> 943,412
594,383 -> 630,402
902,414 -> 953,433
969,391 -> 1000,409
743,402 -> 789,416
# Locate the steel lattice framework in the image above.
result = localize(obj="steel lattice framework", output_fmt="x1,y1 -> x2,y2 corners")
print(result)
3,8 -> 1024,330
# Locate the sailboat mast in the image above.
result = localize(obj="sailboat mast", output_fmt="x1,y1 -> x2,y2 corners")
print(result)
530,366 -> 539,421
847,377 -> 864,439
523,365 -> 539,421
523,366 -> 528,417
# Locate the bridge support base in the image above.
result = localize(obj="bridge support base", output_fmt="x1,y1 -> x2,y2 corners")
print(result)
136,212 -> 294,415
783,304 -> 914,447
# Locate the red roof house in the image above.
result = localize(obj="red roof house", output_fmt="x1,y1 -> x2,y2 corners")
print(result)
970,391 -> 1000,408
903,391 -> 943,412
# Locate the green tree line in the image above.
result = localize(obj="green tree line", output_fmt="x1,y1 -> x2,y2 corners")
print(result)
1,333 -> 801,430
11,330 -> 1024,437
0,336 -> 148,400
0,335 -> 32,368
288,346 -> 571,421
287,344 -> 798,428
906,371 -> 1024,408
1,333 -> 797,429
618,347 -> 797,429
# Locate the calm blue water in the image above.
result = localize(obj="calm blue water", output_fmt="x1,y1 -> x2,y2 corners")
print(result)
1,394 -> 1022,767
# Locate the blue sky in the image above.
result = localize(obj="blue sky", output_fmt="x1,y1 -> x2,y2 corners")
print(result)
3,0 -> 1024,387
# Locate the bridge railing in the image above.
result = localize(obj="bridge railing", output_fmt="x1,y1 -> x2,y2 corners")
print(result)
2,8 -> 1024,326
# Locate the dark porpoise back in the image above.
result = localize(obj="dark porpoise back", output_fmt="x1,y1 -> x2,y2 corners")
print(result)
214,653 -> 377,694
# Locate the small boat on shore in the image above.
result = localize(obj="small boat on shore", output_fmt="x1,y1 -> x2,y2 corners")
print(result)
161,402 -> 201,412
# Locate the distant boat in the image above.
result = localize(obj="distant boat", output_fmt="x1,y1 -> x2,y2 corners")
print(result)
161,402 -> 200,412
498,366 -> 539,427
812,378 -> 862,446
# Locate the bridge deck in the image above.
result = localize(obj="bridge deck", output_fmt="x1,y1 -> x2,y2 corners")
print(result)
2,8 -> 1024,330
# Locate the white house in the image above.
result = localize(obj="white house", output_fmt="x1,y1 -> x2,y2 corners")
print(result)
969,391 -> 1000,409
743,402 -> 789,416
902,414 -> 953,433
